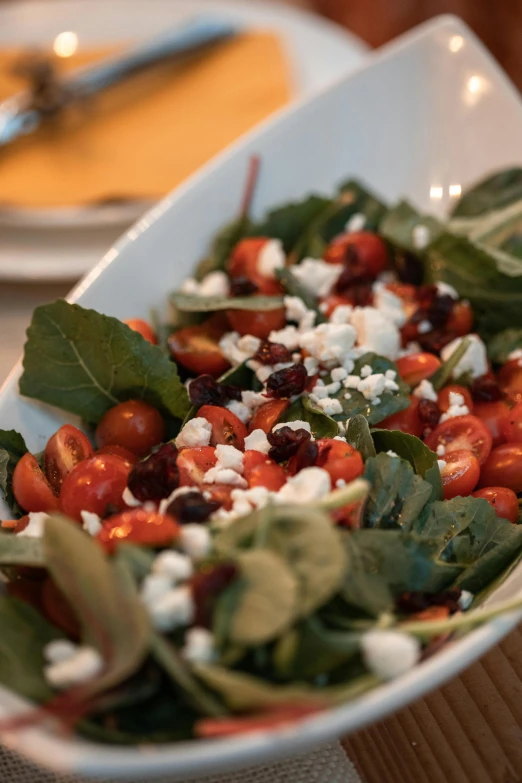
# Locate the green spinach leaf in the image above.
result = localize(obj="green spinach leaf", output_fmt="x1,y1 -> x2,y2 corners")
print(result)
255,195 -> 332,253
0,430 -> 28,517
346,415 -> 376,461
274,616 -> 359,680
487,328 -> 522,365
371,429 -> 443,501
281,395 -> 338,439
451,168 -> 522,218
362,453 -> 433,530
379,200 -> 443,252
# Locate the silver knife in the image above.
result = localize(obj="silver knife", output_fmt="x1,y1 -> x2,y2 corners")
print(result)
0,16 -> 237,147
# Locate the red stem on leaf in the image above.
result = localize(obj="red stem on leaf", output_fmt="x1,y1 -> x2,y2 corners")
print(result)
240,155 -> 261,218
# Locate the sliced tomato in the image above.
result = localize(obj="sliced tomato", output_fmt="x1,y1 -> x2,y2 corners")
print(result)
478,443 -> 522,493
203,483 -> 234,511
500,401 -> 522,444
97,509 -> 179,552
319,294 -> 353,319
95,444 -> 139,466
243,451 -> 287,491
425,414 -> 492,465
44,424 -> 94,494
227,237 -> 284,295
323,231 -> 389,278
195,703 -> 323,738
248,399 -> 288,433
472,400 -> 510,448
396,352 -> 441,387
446,301 -> 473,336
498,359 -> 522,398
315,439 -> 364,485
12,453 -> 60,514
123,318 -> 158,344
380,397 -> 423,437
226,307 -> 286,340
472,486 -> 519,524
439,449 -> 480,500
168,314 -> 230,377
198,405 -> 247,450
177,446 -> 217,487
437,384 -> 474,415
59,454 -> 131,522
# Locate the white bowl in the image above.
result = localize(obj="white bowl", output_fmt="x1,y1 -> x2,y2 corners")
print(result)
1,14 -> 522,781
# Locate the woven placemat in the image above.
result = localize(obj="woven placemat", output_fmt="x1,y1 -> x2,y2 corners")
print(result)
0,740 -> 361,783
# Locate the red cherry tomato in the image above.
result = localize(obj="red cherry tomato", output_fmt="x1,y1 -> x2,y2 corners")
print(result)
177,446 -> 217,487
168,314 -> 230,377
437,384 -> 474,415
95,400 -> 165,458
226,307 -> 286,340
439,449 -> 480,500
501,401 -> 522,443
396,352 -> 441,387
472,487 -> 519,524
97,509 -> 179,552
315,439 -> 364,485
123,318 -> 158,344
331,500 -> 364,529
59,454 -> 131,522
12,453 -> 60,513
425,414 -> 492,465
227,237 -> 284,295
198,405 -> 247,450
248,399 -> 288,433
95,444 -> 139,466
479,443 -> 522,493
380,397 -> 423,437
203,483 -> 234,510
243,450 -> 286,491
41,577 -> 81,639
498,359 -> 522,398
446,301 -> 473,336
320,294 -> 353,319
43,424 -> 94,494
323,231 -> 389,278
473,400 -> 510,447
196,703 -> 323,738
386,282 -> 418,308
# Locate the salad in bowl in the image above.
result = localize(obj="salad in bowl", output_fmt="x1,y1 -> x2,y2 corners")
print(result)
1,163 -> 522,745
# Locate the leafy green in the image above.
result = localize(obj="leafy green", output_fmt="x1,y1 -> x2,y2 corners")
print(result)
169,292 -> 283,312
255,195 -> 332,253
429,337 -> 471,390
334,178 -> 389,233
379,200 -> 442,252
487,328 -> 522,365
362,453 -> 433,530
276,267 -> 326,323
194,216 -> 254,280
281,395 -> 338,439
451,168 -> 522,218
371,429 -> 443,501
0,532 -> 45,567
346,415 -> 376,461
274,616 -> 359,680
19,300 -> 190,424
0,430 -> 28,517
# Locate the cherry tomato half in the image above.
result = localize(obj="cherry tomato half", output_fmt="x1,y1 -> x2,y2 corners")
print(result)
472,487 -> 519,524
439,449 -> 480,500
168,314 -> 230,377
243,450 -> 286,491
396,352 -> 441,387
323,231 -> 389,278
473,400 -> 510,447
203,483 -> 234,511
500,401 -> 522,444
12,453 -> 60,513
380,397 -> 423,438
315,439 -> 364,485
319,294 -> 353,319
59,454 -> 131,522
227,237 -> 284,295
425,414 -> 492,465
498,359 -> 522,398
446,301 -> 473,336
44,424 -> 94,494
248,399 -> 288,433
95,400 -> 165,458
226,307 -> 286,340
478,443 -> 522,493
437,385 -> 474,415
97,509 -> 179,552
198,405 -> 247,450
95,444 -> 139,466
123,319 -> 158,344
177,446 -> 217,487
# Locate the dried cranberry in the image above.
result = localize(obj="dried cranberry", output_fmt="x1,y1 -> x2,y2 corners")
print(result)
265,363 -> 307,398
292,439 -> 319,471
167,490 -> 220,524
396,589 -> 461,616
426,294 -> 454,329
253,339 -> 293,366
418,329 -> 456,354
127,443 -> 179,502
471,375 -> 503,403
418,399 -> 441,429
395,251 -> 425,286
188,374 -> 242,407
230,276 -> 258,296
267,426 -> 311,463
191,563 -> 238,628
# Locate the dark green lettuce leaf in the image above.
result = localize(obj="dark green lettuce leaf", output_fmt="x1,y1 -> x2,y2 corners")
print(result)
346,415 -> 376,461
362,453 -> 433,530
487,328 -> 522,365
379,200 -> 443,253
371,429 -> 443,501
0,429 -> 28,517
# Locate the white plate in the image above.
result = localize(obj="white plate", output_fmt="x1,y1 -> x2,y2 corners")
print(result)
0,0 -> 367,281
1,14 -> 522,781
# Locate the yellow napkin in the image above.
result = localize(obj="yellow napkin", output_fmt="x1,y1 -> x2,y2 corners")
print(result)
0,33 -> 291,208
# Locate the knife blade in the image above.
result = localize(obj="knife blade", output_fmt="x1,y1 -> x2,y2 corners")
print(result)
0,16 -> 237,148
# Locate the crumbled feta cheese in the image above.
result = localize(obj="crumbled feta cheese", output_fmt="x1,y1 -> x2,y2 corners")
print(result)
152,550 -> 193,583
351,307 -> 400,360
291,259 -> 343,297
331,367 -> 348,382
44,639 -> 77,665
343,375 -> 360,389
258,239 -> 285,278
386,450 -> 399,458
220,332 -> 260,366
358,373 -> 387,400
412,224 -> 430,250
458,590 -> 474,611
304,356 -> 319,376
182,627 -> 216,664
175,417 -> 212,449
417,320 -> 432,334
436,444 -> 446,456
449,391 -> 465,406
241,390 -> 267,411
284,296 -> 315,330
203,466 -> 248,487
360,364 -> 373,378
146,585 -> 195,632
226,400 -> 251,424
299,323 -> 357,365
214,444 -> 244,474
277,467 -> 331,504
508,348 -> 522,362
336,479 -> 347,488
329,304 -> 353,325
45,646 -> 103,690
180,277 -> 199,294
244,429 -> 271,454
268,325 -> 301,350
212,485 -> 273,525
361,630 -> 420,680
440,334 -> 488,379
198,271 -> 230,297
337,420 -> 346,436
439,390 -> 470,422
345,212 -> 366,233
315,397 -> 343,416
372,282 -> 407,327
81,511 -> 102,537
319,301 -> 329,314
180,524 -> 212,560
398,341 -> 422,357
344,392 -> 352,400
437,459 -> 447,471
17,511 -> 48,538
413,379 -> 438,402
122,486 -> 142,507
141,573 -> 173,605
385,369 -> 397,381
273,420 -> 312,435
436,281 -> 458,299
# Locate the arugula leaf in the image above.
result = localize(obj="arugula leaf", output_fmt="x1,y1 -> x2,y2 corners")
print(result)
19,300 -> 190,424
451,168 -> 522,218
170,292 -> 283,312
194,216 -> 254,280
0,429 -> 28,517
281,395 -> 338,439
371,429 -> 443,501
487,328 -> 522,365
331,353 -> 410,426
362,453 -> 433,530
0,597 -> 64,702
255,195 -> 332,253
0,532 -> 45,567
346,415 -> 376,461
379,200 -> 443,252
429,337 -> 471,391
276,267 -> 326,323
